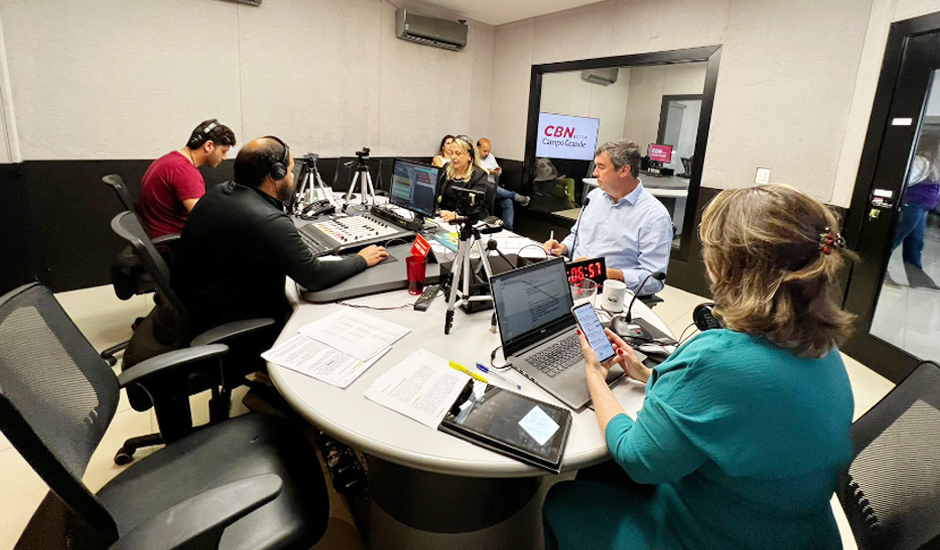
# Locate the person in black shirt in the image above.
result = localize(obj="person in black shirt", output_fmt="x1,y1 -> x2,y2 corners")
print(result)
172,136 -> 388,340
437,135 -> 494,222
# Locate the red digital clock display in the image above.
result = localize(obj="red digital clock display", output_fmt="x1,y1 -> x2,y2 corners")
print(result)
565,257 -> 606,285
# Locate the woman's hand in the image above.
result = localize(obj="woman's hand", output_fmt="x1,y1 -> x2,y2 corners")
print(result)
579,328 -> 652,384
440,210 -> 457,223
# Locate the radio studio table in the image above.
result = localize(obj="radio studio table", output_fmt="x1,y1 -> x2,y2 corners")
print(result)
268,231 -> 673,549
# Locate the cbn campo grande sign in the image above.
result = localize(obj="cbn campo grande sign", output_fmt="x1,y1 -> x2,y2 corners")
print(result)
536,113 -> 600,161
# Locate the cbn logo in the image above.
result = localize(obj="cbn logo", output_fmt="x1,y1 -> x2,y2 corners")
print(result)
544,126 -> 575,138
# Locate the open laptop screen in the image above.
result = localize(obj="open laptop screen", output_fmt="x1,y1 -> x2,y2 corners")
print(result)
491,259 -> 574,345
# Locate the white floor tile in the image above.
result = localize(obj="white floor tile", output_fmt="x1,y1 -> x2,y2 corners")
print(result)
0,447 -> 49,550
653,285 -> 708,327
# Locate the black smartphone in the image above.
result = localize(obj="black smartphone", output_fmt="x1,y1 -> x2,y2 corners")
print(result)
571,303 -> 617,363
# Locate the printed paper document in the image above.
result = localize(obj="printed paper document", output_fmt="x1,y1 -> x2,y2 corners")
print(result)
364,349 -> 469,428
299,309 -> 410,361
262,334 -> 389,389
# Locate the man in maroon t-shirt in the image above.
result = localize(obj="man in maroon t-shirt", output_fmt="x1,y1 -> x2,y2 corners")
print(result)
137,119 -> 236,239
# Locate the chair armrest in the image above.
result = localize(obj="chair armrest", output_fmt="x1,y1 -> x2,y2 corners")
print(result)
151,233 -> 180,246
117,345 -> 229,388
190,318 -> 276,347
107,474 -> 282,550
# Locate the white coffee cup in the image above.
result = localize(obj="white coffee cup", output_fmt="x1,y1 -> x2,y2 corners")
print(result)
601,279 -> 627,313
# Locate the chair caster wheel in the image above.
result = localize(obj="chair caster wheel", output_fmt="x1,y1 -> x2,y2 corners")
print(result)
114,448 -> 134,466
103,355 -> 118,367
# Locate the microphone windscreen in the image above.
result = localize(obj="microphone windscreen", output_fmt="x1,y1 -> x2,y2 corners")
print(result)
652,271 -> 666,281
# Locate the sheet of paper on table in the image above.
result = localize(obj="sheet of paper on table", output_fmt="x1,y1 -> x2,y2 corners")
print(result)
364,349 -> 470,429
299,308 -> 410,361
262,333 -> 390,389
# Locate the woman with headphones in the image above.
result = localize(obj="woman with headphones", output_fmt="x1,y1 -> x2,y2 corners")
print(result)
437,135 -> 493,223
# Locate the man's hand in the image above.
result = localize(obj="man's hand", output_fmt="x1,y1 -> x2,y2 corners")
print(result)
494,166 -> 503,175
543,239 -> 567,257
440,210 -> 457,223
606,268 -> 624,282
358,245 -> 388,267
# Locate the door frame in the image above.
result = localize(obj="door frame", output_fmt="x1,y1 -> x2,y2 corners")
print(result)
842,11 -> 940,383
521,45 -> 721,264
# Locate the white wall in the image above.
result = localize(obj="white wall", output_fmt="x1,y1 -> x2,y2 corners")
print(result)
539,68 -> 631,147
0,0 -> 496,160
621,63 -> 706,155
490,0 -> 940,207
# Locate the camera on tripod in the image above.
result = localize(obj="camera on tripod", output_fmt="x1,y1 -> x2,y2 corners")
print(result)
452,186 -> 487,223
355,147 -> 371,162
302,152 -> 320,165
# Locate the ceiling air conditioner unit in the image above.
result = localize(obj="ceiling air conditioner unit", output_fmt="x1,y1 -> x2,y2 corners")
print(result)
396,9 -> 468,51
581,68 -> 619,86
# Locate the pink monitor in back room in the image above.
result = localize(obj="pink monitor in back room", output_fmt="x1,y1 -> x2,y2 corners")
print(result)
648,144 -> 673,163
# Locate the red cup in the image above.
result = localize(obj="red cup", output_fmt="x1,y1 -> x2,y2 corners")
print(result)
406,255 -> 427,295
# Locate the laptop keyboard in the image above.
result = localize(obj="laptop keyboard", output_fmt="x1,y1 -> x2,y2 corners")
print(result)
526,334 -> 582,378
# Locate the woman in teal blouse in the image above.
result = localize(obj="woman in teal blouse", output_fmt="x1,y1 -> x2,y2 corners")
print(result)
543,184 -> 856,549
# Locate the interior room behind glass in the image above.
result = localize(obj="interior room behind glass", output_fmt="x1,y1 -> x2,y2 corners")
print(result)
534,61 -> 707,249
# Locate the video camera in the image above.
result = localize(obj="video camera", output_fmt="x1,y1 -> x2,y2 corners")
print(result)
452,186 -> 487,223
355,147 -> 371,162
302,152 -> 319,164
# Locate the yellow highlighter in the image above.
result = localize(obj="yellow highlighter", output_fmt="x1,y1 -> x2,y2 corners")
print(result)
448,361 -> 489,384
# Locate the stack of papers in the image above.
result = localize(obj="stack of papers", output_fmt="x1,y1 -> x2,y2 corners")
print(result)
364,349 -> 471,428
262,309 -> 410,389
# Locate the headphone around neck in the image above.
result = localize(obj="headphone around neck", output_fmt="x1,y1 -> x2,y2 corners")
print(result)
187,119 -> 220,149
263,135 -> 290,180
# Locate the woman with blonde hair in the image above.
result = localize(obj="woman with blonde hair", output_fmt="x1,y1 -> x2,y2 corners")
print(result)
437,135 -> 492,222
543,184 -> 855,550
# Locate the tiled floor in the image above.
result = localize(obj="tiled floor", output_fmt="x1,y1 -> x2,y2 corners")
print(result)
0,284 -> 894,549
871,220 -> 940,362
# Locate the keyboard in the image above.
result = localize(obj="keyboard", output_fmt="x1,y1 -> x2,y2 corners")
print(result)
525,334 -> 582,378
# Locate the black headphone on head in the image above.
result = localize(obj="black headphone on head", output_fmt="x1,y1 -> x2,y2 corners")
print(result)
454,135 -> 476,162
263,135 -> 290,180
187,119 -> 220,149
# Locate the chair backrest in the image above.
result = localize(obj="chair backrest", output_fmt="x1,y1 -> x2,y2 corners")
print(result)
0,283 -> 120,541
837,361 -> 940,550
103,174 -> 136,213
110,211 -> 189,337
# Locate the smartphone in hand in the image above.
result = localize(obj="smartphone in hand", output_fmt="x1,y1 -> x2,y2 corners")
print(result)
571,303 -> 617,363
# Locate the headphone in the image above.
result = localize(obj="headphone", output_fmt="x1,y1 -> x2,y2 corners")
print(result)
692,302 -> 722,332
263,135 -> 291,180
187,119 -> 220,149
454,135 -> 476,162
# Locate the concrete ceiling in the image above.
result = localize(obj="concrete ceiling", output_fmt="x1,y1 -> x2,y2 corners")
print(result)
413,0 -> 608,26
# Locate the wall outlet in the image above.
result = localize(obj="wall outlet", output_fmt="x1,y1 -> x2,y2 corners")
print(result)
755,167 -> 771,184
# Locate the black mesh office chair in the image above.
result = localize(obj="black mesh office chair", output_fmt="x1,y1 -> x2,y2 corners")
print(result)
110,210 -> 275,463
0,283 -> 329,550
836,360 -> 940,550
102,174 -> 181,365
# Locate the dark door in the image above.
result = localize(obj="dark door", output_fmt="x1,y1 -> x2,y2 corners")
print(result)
843,18 -> 940,382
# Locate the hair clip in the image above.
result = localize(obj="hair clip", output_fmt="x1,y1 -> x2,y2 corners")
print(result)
819,227 -> 846,255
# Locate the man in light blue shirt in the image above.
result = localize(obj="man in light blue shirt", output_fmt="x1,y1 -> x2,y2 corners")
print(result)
543,139 -> 673,295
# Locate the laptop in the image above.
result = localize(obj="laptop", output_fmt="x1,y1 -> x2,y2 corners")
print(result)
490,258 -> 643,410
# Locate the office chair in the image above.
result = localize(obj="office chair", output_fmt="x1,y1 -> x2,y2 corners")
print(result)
0,283 -> 329,550
102,174 -> 181,366
836,360 -> 940,550
110,210 -> 275,463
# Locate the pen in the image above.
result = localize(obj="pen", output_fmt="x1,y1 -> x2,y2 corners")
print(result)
548,231 -> 554,255
449,361 -> 488,384
476,363 -> 521,390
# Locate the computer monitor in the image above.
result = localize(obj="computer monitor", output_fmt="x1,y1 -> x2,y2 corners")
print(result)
648,144 -> 673,164
390,159 -> 440,218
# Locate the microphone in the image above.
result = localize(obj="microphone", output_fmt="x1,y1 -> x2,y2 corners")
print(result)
568,197 -> 588,260
625,271 -> 666,322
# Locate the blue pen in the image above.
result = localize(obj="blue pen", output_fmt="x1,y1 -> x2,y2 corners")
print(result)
476,363 -> 521,390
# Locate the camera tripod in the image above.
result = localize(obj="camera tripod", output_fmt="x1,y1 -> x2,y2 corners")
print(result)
292,153 -> 334,215
444,216 -> 502,335
343,152 -> 376,209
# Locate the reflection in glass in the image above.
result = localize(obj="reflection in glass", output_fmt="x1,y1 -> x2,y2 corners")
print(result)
870,69 -> 940,361
535,62 -> 707,250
